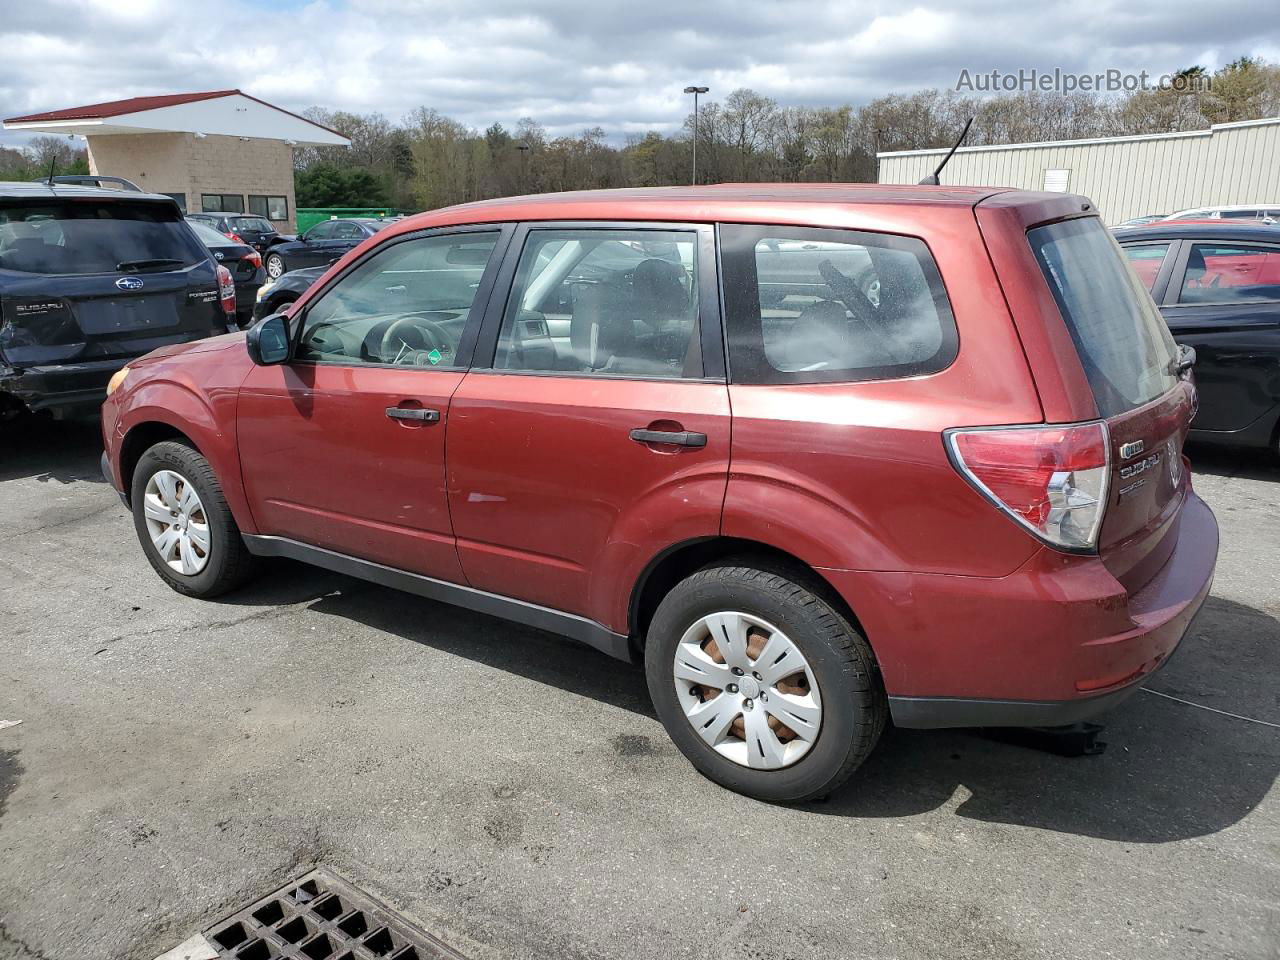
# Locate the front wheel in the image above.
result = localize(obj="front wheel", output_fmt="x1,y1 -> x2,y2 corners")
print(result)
265,253 -> 285,280
645,563 -> 885,802
131,440 -> 255,598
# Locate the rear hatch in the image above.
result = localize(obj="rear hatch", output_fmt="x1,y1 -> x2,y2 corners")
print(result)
0,195 -> 225,369
1028,216 -> 1192,591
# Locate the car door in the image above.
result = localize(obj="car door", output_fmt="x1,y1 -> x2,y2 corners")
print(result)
236,224 -> 512,580
1159,239 -> 1280,433
446,222 -> 730,632
295,221 -> 339,268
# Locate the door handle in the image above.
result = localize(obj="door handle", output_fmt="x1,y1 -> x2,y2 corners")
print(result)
629,428 -> 707,447
386,406 -> 440,422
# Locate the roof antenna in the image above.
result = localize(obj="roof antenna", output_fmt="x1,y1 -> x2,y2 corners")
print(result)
45,153 -> 57,187
918,116 -> 973,185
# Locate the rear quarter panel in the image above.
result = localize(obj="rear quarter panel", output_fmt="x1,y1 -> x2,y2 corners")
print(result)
723,203 -> 1046,578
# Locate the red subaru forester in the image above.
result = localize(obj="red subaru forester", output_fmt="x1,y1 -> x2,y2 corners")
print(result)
101,185 -> 1218,802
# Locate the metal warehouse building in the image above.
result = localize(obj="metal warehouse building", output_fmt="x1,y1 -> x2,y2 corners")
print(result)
877,117 -> 1280,223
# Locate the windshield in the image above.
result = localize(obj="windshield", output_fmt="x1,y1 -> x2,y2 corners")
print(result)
0,201 -> 207,276
188,220 -> 235,246
1029,217 -> 1178,418
231,217 -> 273,233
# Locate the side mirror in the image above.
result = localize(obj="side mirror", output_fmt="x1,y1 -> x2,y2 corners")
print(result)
247,313 -> 291,365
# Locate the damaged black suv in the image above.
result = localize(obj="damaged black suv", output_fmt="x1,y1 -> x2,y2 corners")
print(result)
0,183 -> 236,420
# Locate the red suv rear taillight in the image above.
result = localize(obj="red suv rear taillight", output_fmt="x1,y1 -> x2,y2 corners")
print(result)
216,264 -> 236,315
945,421 -> 1110,552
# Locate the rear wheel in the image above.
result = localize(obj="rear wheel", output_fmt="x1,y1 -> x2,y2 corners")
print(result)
130,440 -> 255,598
645,563 -> 886,802
265,252 -> 285,279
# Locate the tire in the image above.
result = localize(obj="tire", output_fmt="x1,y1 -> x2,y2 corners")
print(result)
265,253 -> 285,280
130,440 -> 255,598
645,563 -> 886,802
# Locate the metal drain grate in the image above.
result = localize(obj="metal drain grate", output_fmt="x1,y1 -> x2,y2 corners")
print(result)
205,868 -> 466,960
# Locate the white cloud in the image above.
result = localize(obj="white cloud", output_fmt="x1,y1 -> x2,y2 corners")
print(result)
1,0 -> 1277,150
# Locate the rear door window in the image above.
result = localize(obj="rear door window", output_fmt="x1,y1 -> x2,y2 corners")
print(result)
719,224 -> 957,384
494,227 -> 702,379
1178,243 -> 1280,303
0,201 -> 208,276
1029,217 -> 1178,417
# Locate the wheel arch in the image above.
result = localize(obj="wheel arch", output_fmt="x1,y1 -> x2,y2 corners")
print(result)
628,536 -> 873,662
119,421 -> 201,505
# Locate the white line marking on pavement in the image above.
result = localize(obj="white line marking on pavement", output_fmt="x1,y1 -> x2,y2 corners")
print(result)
152,933 -> 218,960
1142,688 -> 1280,729
0,720 -> 21,731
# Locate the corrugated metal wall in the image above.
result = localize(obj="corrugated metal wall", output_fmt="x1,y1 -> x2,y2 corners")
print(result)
877,120 -> 1280,223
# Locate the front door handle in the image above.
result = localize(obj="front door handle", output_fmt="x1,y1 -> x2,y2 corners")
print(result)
386,406 -> 440,422
629,428 -> 707,447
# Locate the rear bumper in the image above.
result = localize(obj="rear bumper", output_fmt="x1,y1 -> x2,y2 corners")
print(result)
824,493 -> 1219,728
0,358 -> 127,415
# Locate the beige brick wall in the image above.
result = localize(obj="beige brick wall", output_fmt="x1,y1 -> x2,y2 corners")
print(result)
87,132 -> 298,232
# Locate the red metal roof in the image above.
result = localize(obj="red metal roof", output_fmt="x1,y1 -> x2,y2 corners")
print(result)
5,90 -> 240,124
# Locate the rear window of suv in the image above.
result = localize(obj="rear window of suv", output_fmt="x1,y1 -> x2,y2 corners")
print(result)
0,201 -> 208,277
719,224 -> 958,384
1029,217 -> 1178,418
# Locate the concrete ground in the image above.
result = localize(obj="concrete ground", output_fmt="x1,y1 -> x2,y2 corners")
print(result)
0,419 -> 1276,960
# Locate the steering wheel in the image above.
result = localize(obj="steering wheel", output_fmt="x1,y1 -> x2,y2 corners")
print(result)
378,315 -> 450,365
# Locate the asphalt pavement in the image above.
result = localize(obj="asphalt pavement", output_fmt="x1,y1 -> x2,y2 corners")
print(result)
1,419 -> 1277,960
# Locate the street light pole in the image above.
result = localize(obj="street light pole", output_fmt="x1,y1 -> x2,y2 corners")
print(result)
516,142 -> 530,193
683,85 -> 709,185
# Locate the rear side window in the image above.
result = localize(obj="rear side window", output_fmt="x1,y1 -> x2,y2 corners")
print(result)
0,201 -> 208,276
1120,242 -> 1172,291
719,225 -> 957,384
1029,217 -> 1178,418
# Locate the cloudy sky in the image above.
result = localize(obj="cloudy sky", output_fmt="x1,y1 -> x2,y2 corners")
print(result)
3,0 -> 1280,148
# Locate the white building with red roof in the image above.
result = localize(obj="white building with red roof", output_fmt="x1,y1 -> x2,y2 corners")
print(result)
4,90 -> 350,232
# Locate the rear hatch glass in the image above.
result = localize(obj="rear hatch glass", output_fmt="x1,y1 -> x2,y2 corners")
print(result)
1029,217 -> 1191,590
0,199 -> 222,367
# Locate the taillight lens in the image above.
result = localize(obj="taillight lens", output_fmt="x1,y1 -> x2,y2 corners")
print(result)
225,231 -> 244,243
946,421 -> 1110,552
216,264 -> 236,315
244,250 -> 262,269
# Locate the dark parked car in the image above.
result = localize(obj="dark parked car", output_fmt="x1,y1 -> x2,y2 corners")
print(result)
103,185 -> 1217,802
186,212 -> 286,255
252,263 -> 326,321
263,218 -> 394,279
1116,221 -> 1280,453
0,183 -> 236,419
186,219 -> 265,322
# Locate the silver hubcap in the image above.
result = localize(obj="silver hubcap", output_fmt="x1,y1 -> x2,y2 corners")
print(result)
674,612 -> 822,770
267,256 -> 283,278
142,469 -> 210,575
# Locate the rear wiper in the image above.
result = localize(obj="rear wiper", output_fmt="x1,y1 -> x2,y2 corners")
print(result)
116,258 -> 185,272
